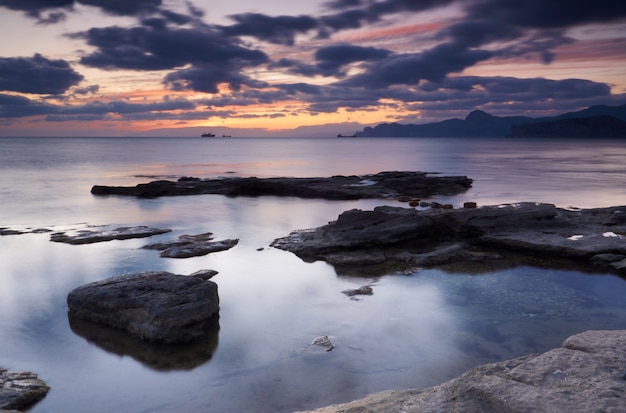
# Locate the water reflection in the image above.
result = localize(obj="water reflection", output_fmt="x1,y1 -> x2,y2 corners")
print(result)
68,314 -> 220,371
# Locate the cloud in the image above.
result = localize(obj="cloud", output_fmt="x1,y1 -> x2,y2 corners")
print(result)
164,66 -> 268,94
463,0 -> 626,29
0,0 -> 163,22
320,0 -> 454,32
220,13 -> 318,45
71,21 -> 269,93
72,84 -> 100,95
0,93 -> 199,121
272,44 -> 391,77
0,54 -> 84,94
340,44 -> 494,88
0,0 -> 73,24
78,0 -> 162,16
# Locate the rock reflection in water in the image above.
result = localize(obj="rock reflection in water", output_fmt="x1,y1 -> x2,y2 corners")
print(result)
68,314 -> 219,371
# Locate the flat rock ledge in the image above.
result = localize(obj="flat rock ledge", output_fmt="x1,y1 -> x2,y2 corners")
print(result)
67,271 -> 219,343
272,203 -> 626,275
296,329 -> 626,413
142,232 -> 238,258
91,171 -> 473,200
0,368 -> 49,411
50,225 -> 171,244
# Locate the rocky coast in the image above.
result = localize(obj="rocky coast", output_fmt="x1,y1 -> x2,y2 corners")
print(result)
271,202 -> 626,276
4,170 -> 626,412
297,329 -> 626,413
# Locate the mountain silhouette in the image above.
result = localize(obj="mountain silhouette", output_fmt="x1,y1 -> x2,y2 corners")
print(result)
357,103 -> 626,138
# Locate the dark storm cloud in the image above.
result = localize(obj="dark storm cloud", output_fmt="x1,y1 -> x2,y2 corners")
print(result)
340,44 -> 493,88
320,0 -> 454,32
265,76 -> 617,115
272,44 -> 391,77
315,44 -> 390,70
72,84 -> 100,95
0,0 -> 72,24
0,54 -> 84,94
464,0 -> 626,29
71,21 -> 268,93
0,0 -> 72,9
78,0 -> 162,16
164,66 -> 268,93
0,93 -> 55,118
220,13 -> 318,45
0,0 -> 162,21
0,92 -> 199,121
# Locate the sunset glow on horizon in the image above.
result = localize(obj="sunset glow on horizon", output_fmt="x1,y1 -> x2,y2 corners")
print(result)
1,0 -> 625,137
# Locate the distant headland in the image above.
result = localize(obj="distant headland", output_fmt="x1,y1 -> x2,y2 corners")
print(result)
356,103 -> 626,138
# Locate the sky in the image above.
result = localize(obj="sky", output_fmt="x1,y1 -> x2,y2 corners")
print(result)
0,0 -> 625,137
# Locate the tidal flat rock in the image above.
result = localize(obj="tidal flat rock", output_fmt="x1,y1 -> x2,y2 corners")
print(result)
0,368 -> 49,411
50,225 -> 171,245
91,171 -> 473,200
142,232 -> 238,258
272,203 -> 626,275
297,329 -> 626,413
67,271 -> 219,343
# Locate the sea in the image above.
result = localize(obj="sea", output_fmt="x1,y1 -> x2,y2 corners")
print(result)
1,136 -> 626,413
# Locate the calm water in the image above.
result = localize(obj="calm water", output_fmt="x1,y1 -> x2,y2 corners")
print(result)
1,137 -> 626,413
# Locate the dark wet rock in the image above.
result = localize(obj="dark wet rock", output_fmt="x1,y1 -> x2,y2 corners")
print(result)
68,313 -> 219,371
298,329 -> 626,413
189,269 -> 219,280
91,171 -> 472,200
463,201 -> 477,208
311,336 -> 334,352
342,285 -> 373,297
272,203 -> 626,275
67,271 -> 219,343
0,368 -> 49,411
50,225 -> 171,244
142,232 -> 238,258
0,228 -> 25,236
0,227 -> 52,236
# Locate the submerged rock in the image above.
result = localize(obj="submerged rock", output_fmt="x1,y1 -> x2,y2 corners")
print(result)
272,203 -> 626,275
0,368 -> 49,411
311,336 -> 335,352
341,285 -> 374,297
297,329 -> 626,413
91,171 -> 473,200
50,225 -> 171,244
142,232 -> 238,258
67,271 -> 219,343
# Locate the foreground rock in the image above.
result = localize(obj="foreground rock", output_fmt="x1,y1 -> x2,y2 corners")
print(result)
272,203 -> 626,275
50,225 -> 171,244
142,232 -> 238,258
67,271 -> 219,343
0,368 -> 49,411
91,171 -> 472,200
296,329 -> 626,413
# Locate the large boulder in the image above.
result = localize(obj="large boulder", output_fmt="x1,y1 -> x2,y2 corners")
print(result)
0,368 -> 49,411
67,271 -> 219,343
296,329 -> 626,413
